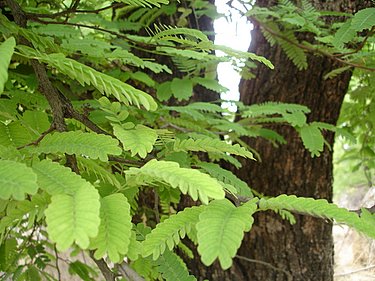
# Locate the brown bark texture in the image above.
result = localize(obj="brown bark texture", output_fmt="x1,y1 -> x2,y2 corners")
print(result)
229,1 -> 372,281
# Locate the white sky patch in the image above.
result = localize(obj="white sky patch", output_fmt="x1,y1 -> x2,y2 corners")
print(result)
214,0 -> 252,111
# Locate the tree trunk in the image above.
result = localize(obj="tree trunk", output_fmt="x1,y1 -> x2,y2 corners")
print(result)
230,1 -> 370,280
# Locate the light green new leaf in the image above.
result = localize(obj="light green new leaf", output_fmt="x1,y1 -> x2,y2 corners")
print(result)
16,46 -> 157,111
113,124 -> 157,158
171,78 -> 193,101
127,160 -> 225,204
32,159 -> 92,195
0,37 -> 16,94
259,195 -> 375,239
196,199 -> 257,269
90,194 -> 132,263
0,160 -> 38,200
351,8 -> 375,32
332,20 -> 356,48
45,185 -> 100,251
174,137 -> 254,159
156,250 -> 197,281
299,124 -> 324,157
198,162 -> 252,197
142,206 -> 205,259
34,131 -> 122,161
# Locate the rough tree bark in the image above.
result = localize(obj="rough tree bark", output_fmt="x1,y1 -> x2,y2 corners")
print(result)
231,1 -> 372,281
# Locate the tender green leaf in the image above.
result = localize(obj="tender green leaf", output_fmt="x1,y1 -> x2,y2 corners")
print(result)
32,159 -> 93,195
351,8 -> 375,32
196,199 -> 257,269
174,137 -> 254,159
17,47 -> 158,111
90,194 -> 132,262
0,160 -> 38,200
34,131 -> 122,161
171,78 -> 193,101
198,162 -> 252,197
0,37 -> 16,94
259,195 -> 375,239
156,250 -> 197,281
299,124 -> 324,157
45,184 -> 100,251
127,160 -> 225,204
192,77 -> 228,93
332,20 -> 356,48
0,121 -> 33,147
113,124 -> 157,158
142,206 -> 205,259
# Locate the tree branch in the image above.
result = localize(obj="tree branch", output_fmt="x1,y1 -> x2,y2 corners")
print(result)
117,262 -> 145,281
89,251 -> 116,281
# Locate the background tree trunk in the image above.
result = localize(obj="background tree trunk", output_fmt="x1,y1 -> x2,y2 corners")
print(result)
230,1 -> 371,280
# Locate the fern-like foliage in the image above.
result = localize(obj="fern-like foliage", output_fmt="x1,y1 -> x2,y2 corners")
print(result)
299,124 -> 324,157
173,137 -> 254,159
242,101 -> 310,118
32,131 -> 122,161
0,37 -> 16,94
90,194 -> 132,263
275,31 -> 307,70
142,206 -> 205,259
156,250 -> 197,281
0,159 -> 38,200
45,184 -> 100,251
259,195 -> 375,239
32,159 -> 91,195
113,124 -> 157,158
196,199 -> 258,269
126,160 -> 225,204
77,157 -> 122,188
17,46 -> 158,111
197,162 -> 253,197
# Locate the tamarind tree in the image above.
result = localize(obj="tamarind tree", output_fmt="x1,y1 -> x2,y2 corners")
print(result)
0,0 -> 373,280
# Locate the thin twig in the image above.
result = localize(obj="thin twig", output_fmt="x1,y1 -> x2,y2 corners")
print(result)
334,265 -> 375,277
334,26 -> 375,58
17,125 -> 55,149
54,245 -> 62,281
117,262 -> 145,281
89,251 -> 116,281
235,255 -> 293,281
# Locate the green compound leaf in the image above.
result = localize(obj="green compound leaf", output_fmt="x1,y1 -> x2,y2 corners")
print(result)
156,250 -> 197,281
34,131 -> 122,161
351,8 -> 375,32
45,184 -> 100,251
299,124 -> 324,157
196,199 -> 257,269
142,206 -> 205,259
0,159 -> 38,200
174,137 -> 254,159
17,46 -> 157,111
127,160 -> 225,204
259,195 -> 375,239
170,78 -> 193,101
0,37 -> 16,94
90,194 -> 132,263
197,162 -> 252,197
113,124 -> 157,158
32,159 -> 93,195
